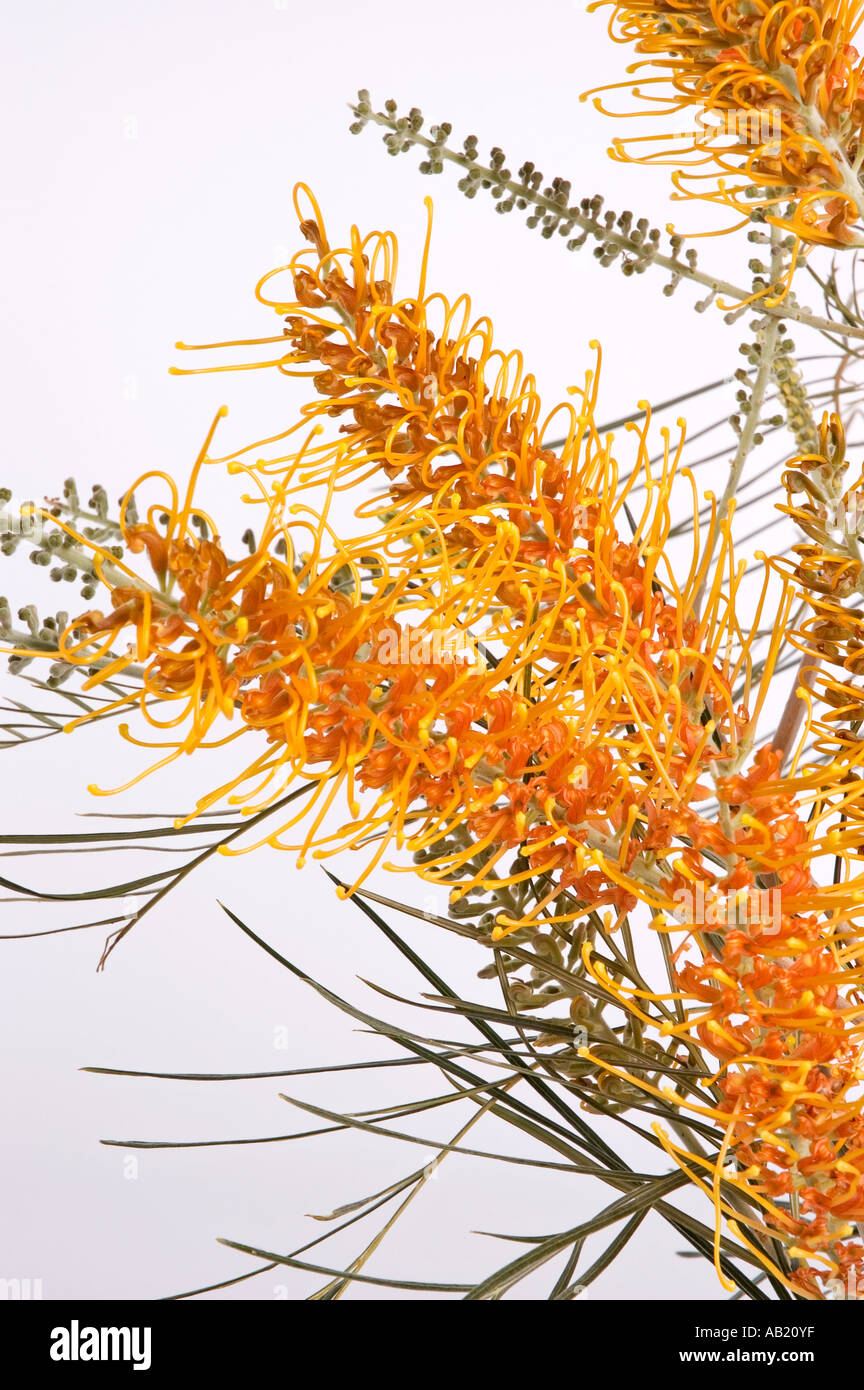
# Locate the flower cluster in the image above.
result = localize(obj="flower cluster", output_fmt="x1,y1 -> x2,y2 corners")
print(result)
586,741 -> 864,1298
588,1 -> 864,247
162,188 -> 767,923
578,414 -> 864,1298
774,413 -> 864,749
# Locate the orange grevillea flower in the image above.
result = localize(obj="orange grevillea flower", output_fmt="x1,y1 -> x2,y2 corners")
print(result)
35,397 -> 766,919
772,413 -> 864,755
579,741 -> 864,1299
155,190 -> 786,917
169,185 -> 694,585
585,1 -> 864,248
575,415 -> 864,1298
37,424 -> 514,864
17,194 -> 765,913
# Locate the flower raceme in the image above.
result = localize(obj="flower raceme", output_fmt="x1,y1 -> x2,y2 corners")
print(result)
586,1 -> 864,248
172,185 -> 701,592
588,742 -> 864,1299
42,452 -> 521,863
773,413 -> 864,758
23,448 -> 758,919
159,188 -> 778,920
586,417 -> 864,1299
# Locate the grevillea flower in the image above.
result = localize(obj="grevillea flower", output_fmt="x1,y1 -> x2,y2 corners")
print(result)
585,1 -> 864,248
156,190 -> 786,922
34,431 -> 518,871
594,740 -> 864,1299
773,413 -> 864,753
23,449 -> 750,914
11,197 -> 761,919
569,416 -> 864,1299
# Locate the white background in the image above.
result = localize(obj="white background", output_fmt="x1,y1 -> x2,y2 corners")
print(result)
0,0 -> 820,1301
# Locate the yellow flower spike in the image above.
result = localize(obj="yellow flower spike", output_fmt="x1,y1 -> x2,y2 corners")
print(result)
586,0 -> 864,250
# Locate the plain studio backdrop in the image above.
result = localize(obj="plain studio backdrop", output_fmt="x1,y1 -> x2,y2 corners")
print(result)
0,0 -> 811,1300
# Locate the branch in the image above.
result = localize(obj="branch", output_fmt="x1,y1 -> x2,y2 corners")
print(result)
350,93 -> 864,343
